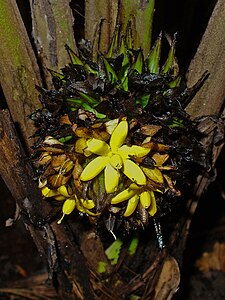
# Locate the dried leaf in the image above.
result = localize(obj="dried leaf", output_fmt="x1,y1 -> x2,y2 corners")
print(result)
141,124 -> 162,136
51,154 -> 67,169
72,159 -> 83,191
5,204 -> 20,227
151,153 -> 169,166
75,127 -> 110,141
59,114 -> 72,125
142,167 -> 164,184
164,175 -> 181,197
196,242 -> 225,273
48,174 -> 71,189
154,256 -> 180,300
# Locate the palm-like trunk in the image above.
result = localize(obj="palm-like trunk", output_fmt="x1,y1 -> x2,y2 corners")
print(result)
0,0 -> 224,299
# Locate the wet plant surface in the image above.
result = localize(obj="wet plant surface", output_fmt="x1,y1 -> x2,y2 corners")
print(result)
0,147 -> 225,300
28,27 -> 211,239
0,1 -> 224,299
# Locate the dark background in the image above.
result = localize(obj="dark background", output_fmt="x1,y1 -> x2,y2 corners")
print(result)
1,1 -> 224,299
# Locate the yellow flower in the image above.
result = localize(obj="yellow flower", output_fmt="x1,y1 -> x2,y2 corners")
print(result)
57,196 -> 97,224
80,120 -> 150,193
111,184 -> 157,217
41,185 -> 96,223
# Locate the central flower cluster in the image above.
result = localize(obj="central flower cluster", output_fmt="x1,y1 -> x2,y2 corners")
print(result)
80,119 -> 150,194
37,118 -> 179,223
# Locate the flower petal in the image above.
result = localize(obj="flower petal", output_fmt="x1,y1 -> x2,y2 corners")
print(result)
57,198 -> 76,224
82,199 -> 95,209
140,191 -> 151,209
57,185 -> 72,197
111,186 -> 138,204
123,159 -> 146,185
123,194 -> 139,217
75,198 -> 85,213
110,120 -> 128,152
62,199 -> 76,215
87,138 -> 110,156
148,191 -> 157,216
54,195 -> 66,201
105,163 -> 120,193
80,156 -> 109,181
117,145 -> 132,160
41,186 -> 59,197
110,154 -> 123,169
130,145 -> 150,157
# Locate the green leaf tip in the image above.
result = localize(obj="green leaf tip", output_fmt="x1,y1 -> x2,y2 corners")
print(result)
128,237 -> 139,256
132,50 -> 143,74
162,34 -> 179,75
105,239 -> 123,265
136,94 -> 150,108
65,44 -> 83,66
147,32 -> 162,74
97,261 -> 108,274
106,26 -> 120,58
58,136 -> 73,143
103,56 -> 119,84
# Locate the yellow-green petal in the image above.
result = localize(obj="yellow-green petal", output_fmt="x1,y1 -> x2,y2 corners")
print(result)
105,163 -> 120,193
140,191 -> 151,209
110,120 -> 128,152
123,194 -> 139,217
80,156 -> 109,181
87,138 -> 110,156
111,188 -> 137,204
54,195 -> 66,201
57,199 -> 76,224
62,199 -> 76,215
41,186 -> 59,198
82,199 -> 95,209
75,198 -> 85,213
148,191 -> 157,216
111,186 -> 138,204
110,154 -> 123,169
123,159 -> 146,185
130,145 -> 150,158
57,185 -> 71,197
118,145 -> 132,160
